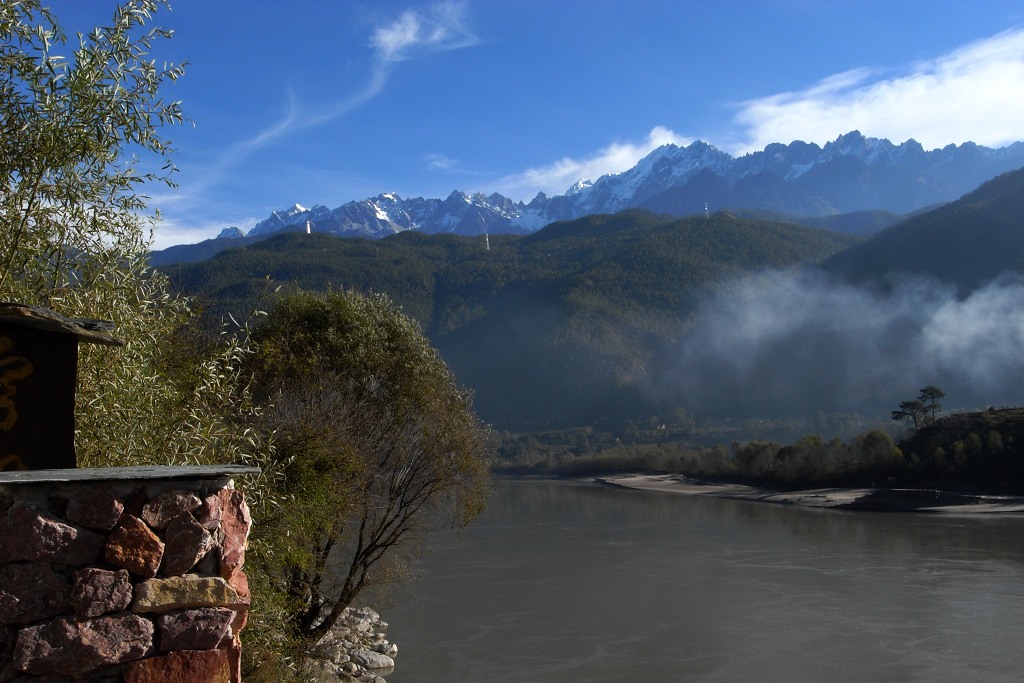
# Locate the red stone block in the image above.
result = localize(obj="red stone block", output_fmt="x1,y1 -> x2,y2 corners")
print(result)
160,512 -> 215,577
156,608 -> 234,652
105,514 -> 165,578
193,494 -> 222,531
0,563 -> 71,625
71,568 -> 133,619
216,490 -> 250,579
65,486 -> 125,532
13,613 -> 154,677
141,490 -> 201,531
7,503 -> 103,565
123,648 -> 231,683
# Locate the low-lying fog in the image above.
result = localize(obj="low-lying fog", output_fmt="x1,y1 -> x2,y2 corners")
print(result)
661,268 -> 1024,417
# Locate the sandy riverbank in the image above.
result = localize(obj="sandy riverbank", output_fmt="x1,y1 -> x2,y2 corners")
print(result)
596,474 -> 1024,513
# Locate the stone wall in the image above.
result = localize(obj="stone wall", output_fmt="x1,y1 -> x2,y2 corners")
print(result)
0,466 -> 255,683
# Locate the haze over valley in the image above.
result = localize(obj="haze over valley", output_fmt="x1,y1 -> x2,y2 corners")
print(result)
163,148 -> 1024,441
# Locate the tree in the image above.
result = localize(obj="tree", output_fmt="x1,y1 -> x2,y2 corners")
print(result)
891,386 -> 945,432
245,290 -> 491,648
919,385 -> 945,425
1,0 -> 184,297
891,399 -> 926,430
0,0 -> 262,468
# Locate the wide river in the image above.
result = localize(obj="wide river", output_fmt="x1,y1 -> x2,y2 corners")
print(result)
380,479 -> 1024,682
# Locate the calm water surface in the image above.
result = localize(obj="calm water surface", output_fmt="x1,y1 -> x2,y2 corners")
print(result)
379,479 -> 1024,682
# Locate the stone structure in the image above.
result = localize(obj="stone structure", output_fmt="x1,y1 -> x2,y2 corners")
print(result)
0,465 -> 256,682
306,607 -> 397,683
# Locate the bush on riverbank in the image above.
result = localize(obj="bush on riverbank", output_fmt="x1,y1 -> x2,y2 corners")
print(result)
497,407 -> 1024,494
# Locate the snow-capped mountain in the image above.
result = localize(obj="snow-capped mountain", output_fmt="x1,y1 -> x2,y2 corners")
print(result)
210,131 -> 1024,242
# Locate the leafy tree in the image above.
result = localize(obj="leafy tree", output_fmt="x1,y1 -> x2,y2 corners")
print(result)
918,385 -> 945,424
0,0 -> 262,467
891,386 -> 945,432
245,289 -> 491,650
891,399 -> 926,430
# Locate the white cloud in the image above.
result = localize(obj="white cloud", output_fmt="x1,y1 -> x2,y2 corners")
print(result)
228,3 -> 478,156
425,153 -> 461,171
370,1 -> 478,63
732,28 -> 1024,153
150,214 -> 261,251
494,126 -> 692,200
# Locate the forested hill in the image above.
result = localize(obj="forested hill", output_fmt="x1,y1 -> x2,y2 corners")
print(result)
823,167 -> 1024,292
163,210 -> 855,428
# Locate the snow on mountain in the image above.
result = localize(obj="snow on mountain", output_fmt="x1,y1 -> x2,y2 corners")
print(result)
216,226 -> 245,239
224,132 -> 1024,243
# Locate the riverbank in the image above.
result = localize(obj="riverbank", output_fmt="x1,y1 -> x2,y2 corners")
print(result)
596,474 -> 1024,512
305,606 -> 397,683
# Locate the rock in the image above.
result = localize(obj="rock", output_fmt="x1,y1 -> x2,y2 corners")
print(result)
123,648 -> 230,683
160,512 -> 215,577
132,576 -> 238,614
193,494 -> 222,531
64,486 -> 124,532
105,514 -> 165,578
0,563 -> 71,625
216,490 -> 250,580
141,491 -> 201,531
6,503 -> 104,565
13,613 -> 154,677
308,607 -> 398,682
351,650 -> 394,670
156,608 -> 234,652
71,568 -> 133,619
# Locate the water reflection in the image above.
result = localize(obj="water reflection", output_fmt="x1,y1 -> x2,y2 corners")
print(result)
379,479 -> 1024,683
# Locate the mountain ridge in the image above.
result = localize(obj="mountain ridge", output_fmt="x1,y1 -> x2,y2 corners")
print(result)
152,131 -> 1024,266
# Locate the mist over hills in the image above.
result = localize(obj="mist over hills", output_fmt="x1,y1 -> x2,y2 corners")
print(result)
164,211 -> 854,428
160,146 -> 1024,434
152,132 -> 1024,268
670,167 -> 1024,420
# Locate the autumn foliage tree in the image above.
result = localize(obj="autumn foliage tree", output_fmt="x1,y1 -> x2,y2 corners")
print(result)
245,289 -> 491,648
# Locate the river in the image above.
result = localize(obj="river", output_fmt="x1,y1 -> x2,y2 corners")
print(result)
379,479 -> 1024,682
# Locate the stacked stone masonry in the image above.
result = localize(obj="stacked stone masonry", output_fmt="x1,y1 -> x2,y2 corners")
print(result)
0,471 -> 252,682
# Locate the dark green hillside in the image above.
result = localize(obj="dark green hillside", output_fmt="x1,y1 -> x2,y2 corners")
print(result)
898,408 -> 1024,492
797,209 -> 908,236
164,210 -> 855,428
824,167 -> 1024,291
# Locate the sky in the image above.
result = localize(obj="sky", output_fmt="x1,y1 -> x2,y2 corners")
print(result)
48,1 -> 1024,249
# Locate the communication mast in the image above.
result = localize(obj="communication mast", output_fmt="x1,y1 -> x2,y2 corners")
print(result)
485,232 -> 490,252
306,220 -> 312,235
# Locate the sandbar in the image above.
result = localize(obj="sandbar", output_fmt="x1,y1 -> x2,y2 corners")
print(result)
596,473 -> 1024,513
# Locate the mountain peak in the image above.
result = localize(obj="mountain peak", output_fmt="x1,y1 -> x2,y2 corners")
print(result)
209,132 -> 1024,245
565,179 -> 593,195
217,226 -> 246,239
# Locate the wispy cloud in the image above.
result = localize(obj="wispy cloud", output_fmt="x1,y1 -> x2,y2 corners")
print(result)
371,0 -> 479,63
494,126 -> 693,200
732,27 -> 1024,153
425,153 -> 461,171
150,213 -> 261,251
222,1 -> 477,160
162,2 -> 479,245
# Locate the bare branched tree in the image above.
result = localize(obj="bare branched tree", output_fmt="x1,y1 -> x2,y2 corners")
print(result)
246,290 -> 491,645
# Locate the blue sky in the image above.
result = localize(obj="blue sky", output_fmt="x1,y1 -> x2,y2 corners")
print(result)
49,1 -> 1024,249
